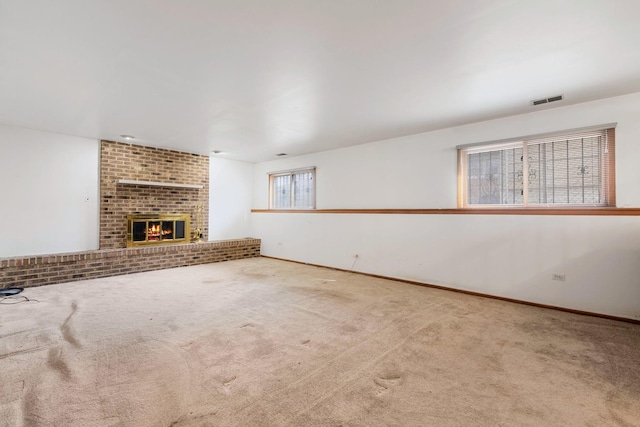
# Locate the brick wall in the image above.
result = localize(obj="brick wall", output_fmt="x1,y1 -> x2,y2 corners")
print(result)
100,141 -> 209,249
0,239 -> 261,289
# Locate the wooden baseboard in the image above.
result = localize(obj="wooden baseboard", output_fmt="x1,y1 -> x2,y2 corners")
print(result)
261,255 -> 640,326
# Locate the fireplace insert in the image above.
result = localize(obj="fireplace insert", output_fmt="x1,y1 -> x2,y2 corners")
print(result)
126,214 -> 190,247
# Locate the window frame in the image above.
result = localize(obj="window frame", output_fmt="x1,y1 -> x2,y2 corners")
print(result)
268,167 -> 316,209
457,125 -> 616,209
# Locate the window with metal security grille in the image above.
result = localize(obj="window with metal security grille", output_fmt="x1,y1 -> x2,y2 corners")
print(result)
458,127 -> 615,208
269,167 -> 316,209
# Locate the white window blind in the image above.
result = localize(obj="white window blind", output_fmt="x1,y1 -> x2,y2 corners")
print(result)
459,128 -> 615,207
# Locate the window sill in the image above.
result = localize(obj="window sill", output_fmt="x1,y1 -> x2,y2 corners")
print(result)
251,208 -> 640,216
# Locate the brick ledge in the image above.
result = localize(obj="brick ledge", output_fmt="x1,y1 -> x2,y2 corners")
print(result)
0,238 -> 261,288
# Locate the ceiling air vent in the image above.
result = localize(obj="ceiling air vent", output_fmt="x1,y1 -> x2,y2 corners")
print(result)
531,94 -> 563,106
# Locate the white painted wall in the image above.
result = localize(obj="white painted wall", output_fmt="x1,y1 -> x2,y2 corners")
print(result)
0,125 -> 99,257
209,157 -> 253,240
252,92 -> 640,320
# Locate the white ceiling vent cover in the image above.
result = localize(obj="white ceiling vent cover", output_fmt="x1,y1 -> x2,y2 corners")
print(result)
531,94 -> 564,106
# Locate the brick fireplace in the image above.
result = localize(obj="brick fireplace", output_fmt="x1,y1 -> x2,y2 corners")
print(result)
0,140 -> 261,289
100,141 -> 209,249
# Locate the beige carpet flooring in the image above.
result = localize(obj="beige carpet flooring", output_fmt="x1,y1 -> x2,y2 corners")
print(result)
1,257 -> 639,426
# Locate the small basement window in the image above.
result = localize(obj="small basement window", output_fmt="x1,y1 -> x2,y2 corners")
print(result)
458,126 -> 615,208
269,167 -> 316,209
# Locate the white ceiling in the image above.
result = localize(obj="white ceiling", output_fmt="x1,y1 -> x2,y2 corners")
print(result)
1,0 -> 640,162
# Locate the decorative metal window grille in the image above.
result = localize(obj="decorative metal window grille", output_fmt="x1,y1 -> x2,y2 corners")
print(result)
269,167 -> 315,209
459,128 -> 615,207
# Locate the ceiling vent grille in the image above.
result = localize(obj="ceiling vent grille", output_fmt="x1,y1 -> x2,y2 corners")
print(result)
531,94 -> 563,106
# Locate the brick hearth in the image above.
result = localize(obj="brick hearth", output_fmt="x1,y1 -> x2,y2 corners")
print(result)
0,239 -> 260,288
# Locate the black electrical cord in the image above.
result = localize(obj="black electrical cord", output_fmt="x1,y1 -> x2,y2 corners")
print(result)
0,295 -> 38,304
0,287 -> 24,297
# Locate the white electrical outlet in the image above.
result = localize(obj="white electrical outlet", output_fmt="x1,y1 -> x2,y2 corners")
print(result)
552,273 -> 566,281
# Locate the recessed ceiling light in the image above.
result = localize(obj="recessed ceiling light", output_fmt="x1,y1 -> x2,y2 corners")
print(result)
120,134 -> 135,140
276,153 -> 287,156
